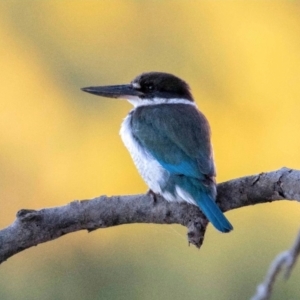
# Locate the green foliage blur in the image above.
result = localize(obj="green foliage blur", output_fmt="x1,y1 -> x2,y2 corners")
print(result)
1,1 -> 300,299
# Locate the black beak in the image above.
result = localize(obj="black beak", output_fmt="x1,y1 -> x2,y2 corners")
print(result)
81,84 -> 143,99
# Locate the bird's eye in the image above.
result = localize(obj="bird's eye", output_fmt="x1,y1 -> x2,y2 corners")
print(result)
145,83 -> 154,91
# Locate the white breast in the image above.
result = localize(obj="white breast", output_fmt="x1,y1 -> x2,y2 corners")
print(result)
120,112 -> 168,194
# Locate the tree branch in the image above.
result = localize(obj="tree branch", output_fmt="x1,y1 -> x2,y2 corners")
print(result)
251,229 -> 300,300
0,167 -> 299,265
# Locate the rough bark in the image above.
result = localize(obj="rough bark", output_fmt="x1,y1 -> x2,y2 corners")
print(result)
0,167 -> 299,265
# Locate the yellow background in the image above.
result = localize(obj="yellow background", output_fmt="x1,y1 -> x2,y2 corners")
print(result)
1,1 -> 300,299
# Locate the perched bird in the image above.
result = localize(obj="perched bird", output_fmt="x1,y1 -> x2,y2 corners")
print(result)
81,72 -> 233,233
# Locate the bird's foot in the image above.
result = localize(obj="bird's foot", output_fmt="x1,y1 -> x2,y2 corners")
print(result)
147,189 -> 158,203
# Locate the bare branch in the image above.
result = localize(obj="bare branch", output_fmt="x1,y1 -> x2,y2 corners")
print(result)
0,167 -> 299,265
251,229 -> 300,300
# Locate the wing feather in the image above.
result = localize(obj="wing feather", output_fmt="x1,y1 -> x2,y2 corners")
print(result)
130,104 -> 216,179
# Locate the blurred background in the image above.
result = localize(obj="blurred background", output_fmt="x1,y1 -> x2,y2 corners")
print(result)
0,1 -> 300,299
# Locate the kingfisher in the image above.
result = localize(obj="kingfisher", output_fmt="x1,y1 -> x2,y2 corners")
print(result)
81,72 -> 233,233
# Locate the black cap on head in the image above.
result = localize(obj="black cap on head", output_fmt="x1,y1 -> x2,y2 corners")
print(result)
132,72 -> 194,101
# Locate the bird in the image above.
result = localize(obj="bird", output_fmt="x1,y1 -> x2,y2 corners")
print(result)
81,72 -> 233,233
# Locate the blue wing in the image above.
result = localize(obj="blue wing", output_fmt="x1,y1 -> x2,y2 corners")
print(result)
130,103 -> 215,179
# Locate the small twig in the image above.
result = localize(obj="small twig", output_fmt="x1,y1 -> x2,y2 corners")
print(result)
251,229 -> 300,300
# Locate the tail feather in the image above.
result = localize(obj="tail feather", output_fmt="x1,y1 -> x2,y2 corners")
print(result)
196,193 -> 233,233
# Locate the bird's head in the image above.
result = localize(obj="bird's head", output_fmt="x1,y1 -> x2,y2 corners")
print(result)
81,72 -> 194,107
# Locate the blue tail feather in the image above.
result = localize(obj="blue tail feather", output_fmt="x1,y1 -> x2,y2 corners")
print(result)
196,192 -> 233,233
